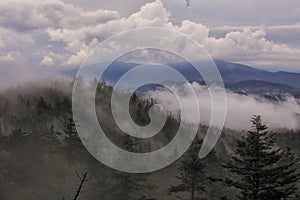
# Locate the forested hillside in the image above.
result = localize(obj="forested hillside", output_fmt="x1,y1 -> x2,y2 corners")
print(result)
0,80 -> 299,200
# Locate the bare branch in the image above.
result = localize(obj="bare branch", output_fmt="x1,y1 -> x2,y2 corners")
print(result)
73,172 -> 88,200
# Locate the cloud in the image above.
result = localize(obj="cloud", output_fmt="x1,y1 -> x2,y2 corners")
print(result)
0,51 -> 64,88
207,28 -> 300,59
176,20 -> 209,43
0,52 -> 19,63
163,0 -> 300,27
64,49 -> 88,65
0,27 -> 35,49
146,82 -> 300,130
0,0 -> 120,31
0,0 -> 299,70
122,0 -> 171,28
60,0 -> 300,27
43,0 -> 300,67
0,36 -> 4,48
45,0 -> 174,65
0,0 -> 51,31
0,51 -> 31,88
40,56 -> 54,66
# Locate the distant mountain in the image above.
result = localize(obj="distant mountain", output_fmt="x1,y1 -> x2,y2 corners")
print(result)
63,60 -> 300,88
226,80 -> 294,94
225,80 -> 300,99
214,60 -> 300,88
62,60 -> 300,98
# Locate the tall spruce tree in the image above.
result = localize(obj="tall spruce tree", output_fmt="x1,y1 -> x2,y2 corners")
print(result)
169,136 -> 214,200
222,115 -> 300,199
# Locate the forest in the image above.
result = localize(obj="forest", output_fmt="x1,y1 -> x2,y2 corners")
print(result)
0,79 -> 300,200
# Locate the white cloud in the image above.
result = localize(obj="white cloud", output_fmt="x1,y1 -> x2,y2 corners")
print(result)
0,52 -> 17,63
0,0 -> 120,32
0,27 -> 35,49
45,0 -> 174,65
44,0 -> 300,67
64,49 -> 88,65
0,51 -> 31,88
176,20 -> 209,43
211,24 -> 300,33
0,51 -> 64,88
146,82 -> 300,130
40,56 -> 54,66
0,0 -> 299,69
0,0 -> 50,31
206,28 -> 299,59
122,0 -> 171,28
0,36 -> 4,49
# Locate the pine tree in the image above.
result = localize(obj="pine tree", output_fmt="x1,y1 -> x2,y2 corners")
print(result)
62,97 -> 72,113
64,117 -> 78,156
55,97 -> 62,111
44,125 -> 60,148
65,118 -> 76,140
37,97 -> 52,114
114,135 -> 156,200
169,136 -> 213,200
222,115 -> 300,199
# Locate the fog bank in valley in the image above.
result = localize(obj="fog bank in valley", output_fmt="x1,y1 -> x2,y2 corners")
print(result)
145,82 -> 300,130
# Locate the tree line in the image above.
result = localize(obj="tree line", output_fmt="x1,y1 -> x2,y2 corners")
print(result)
0,80 -> 299,199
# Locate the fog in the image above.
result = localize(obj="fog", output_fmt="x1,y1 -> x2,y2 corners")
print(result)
145,82 -> 300,130
0,61 -> 65,90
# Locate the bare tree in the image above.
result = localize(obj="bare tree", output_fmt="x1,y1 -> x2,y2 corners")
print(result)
61,171 -> 88,200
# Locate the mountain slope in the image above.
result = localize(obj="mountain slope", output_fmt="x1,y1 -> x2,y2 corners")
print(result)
214,60 -> 300,88
62,60 -> 300,88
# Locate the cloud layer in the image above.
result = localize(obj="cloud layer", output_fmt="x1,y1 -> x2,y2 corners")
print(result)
45,0 -> 300,67
146,82 -> 300,130
0,0 -> 299,71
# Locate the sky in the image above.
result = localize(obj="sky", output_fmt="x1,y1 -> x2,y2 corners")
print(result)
0,0 -> 300,87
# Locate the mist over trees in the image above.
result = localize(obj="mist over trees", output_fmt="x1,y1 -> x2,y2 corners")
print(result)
0,79 -> 299,199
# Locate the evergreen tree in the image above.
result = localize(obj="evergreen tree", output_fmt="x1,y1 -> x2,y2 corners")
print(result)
169,136 -> 213,200
37,97 -> 52,114
64,117 -> 78,156
222,115 -> 300,199
114,135 -> 156,200
62,97 -> 72,113
44,125 -> 60,148
65,118 -> 76,140
55,97 -> 62,111
26,100 -> 31,110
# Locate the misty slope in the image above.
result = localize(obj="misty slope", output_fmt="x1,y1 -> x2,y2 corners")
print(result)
0,81 -> 230,200
0,80 -> 299,200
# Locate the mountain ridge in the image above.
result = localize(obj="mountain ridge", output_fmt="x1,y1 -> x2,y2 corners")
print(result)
62,59 -> 300,89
